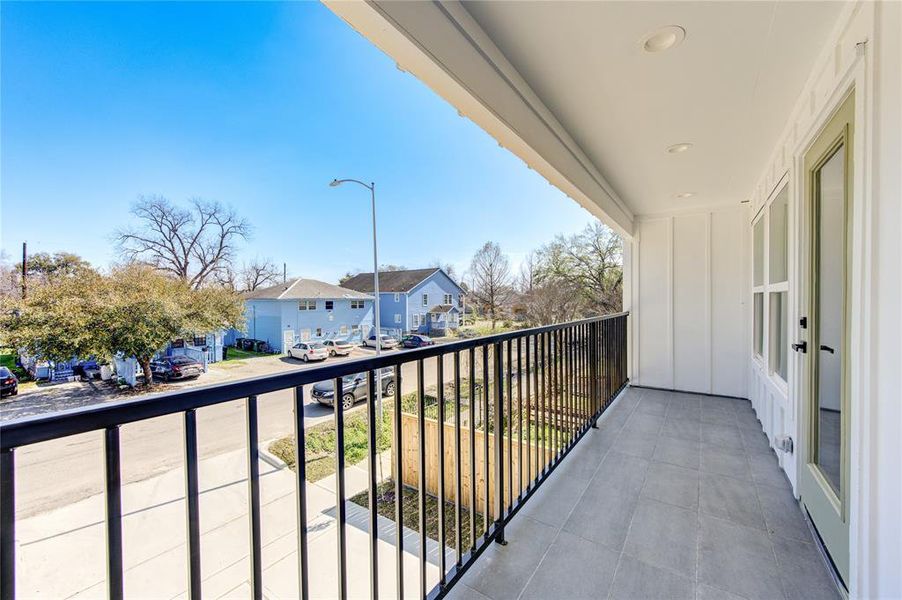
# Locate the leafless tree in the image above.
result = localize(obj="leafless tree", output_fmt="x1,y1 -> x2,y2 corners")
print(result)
240,258 -> 281,291
429,259 -> 457,279
468,241 -> 512,329
115,196 -> 251,289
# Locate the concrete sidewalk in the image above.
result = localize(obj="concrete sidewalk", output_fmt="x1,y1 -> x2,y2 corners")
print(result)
16,445 -> 444,599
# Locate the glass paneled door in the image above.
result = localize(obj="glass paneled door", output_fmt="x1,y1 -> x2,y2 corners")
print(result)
799,91 -> 854,586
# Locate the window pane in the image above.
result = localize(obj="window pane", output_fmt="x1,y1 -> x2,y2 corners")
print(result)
769,291 -> 788,380
769,187 -> 789,283
754,292 -> 764,357
753,218 -> 765,287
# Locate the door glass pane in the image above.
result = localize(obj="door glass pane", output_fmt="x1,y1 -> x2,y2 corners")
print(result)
769,187 -> 789,283
753,292 -> 764,357
753,218 -> 765,286
769,292 -> 787,380
814,143 -> 845,495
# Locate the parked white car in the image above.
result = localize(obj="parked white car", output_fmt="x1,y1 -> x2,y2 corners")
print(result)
323,339 -> 354,357
288,342 -> 329,362
364,334 -> 399,349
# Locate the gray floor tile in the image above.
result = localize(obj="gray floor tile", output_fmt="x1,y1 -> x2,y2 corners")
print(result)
652,437 -> 700,470
609,554 -> 695,600
749,453 -> 792,491
698,515 -> 784,600
614,429 -> 658,459
592,451 -> 650,494
635,397 -> 669,416
444,583 -> 493,600
563,480 -> 641,552
701,422 -> 745,450
623,498 -> 698,577
699,396 -> 738,412
757,483 -> 810,541
661,416 -> 701,442
520,530 -> 619,599
699,472 -> 766,530
459,515 -> 557,600
695,583 -> 747,600
518,466 -> 590,528
641,462 -> 699,510
772,535 -> 842,600
699,444 -> 751,480
741,429 -> 775,456
700,408 -> 736,426
622,412 -> 665,436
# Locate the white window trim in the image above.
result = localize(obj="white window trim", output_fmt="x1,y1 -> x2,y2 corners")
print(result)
350,300 -> 365,309
394,314 -> 401,324
413,314 -> 420,327
443,293 -> 452,305
422,293 -> 428,306
394,293 -> 400,302
299,300 -> 316,311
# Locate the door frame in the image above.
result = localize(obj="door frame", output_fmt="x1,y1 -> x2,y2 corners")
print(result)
790,45 -> 871,596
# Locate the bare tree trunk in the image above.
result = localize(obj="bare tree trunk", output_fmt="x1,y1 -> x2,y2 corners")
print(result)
140,357 -> 154,387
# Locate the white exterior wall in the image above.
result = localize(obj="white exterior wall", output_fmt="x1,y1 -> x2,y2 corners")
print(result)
628,206 -> 748,398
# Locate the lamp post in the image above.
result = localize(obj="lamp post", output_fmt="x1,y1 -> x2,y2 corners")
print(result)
329,178 -> 383,415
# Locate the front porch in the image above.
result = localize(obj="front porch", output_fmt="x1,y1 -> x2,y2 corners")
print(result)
451,387 -> 840,600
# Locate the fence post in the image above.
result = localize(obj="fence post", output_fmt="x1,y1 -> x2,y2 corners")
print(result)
493,341 -> 507,545
591,321 -> 599,428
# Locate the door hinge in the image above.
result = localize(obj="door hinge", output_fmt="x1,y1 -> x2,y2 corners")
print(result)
792,341 -> 808,353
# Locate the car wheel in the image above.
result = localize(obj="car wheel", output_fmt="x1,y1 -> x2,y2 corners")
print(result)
383,381 -> 395,397
302,354 -> 309,363
329,350 -> 336,357
342,393 -> 355,410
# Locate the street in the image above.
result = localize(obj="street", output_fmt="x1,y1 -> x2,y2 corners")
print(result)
10,350 -> 460,518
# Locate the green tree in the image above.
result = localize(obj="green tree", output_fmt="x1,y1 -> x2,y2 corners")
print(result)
1,264 -> 245,386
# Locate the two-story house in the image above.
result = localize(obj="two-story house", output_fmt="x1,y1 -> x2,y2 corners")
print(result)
235,278 -> 374,352
341,267 -> 464,336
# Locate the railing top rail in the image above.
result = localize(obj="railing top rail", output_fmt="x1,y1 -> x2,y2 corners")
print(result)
0,312 -> 627,450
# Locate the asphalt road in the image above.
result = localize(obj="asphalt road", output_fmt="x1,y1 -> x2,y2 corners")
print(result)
12,352 -> 460,518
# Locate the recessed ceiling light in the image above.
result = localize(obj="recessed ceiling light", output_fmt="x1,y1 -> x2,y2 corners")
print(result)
641,26 -> 686,53
674,192 -> 695,199
666,143 -> 693,154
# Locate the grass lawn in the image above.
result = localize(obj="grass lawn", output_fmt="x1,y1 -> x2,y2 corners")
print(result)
0,349 -> 30,381
269,401 -> 393,482
224,347 -> 271,361
349,479 -> 486,547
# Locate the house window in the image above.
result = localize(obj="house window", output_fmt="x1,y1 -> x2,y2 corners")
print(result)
394,293 -> 400,302
422,293 -> 428,306
325,300 -> 334,310
394,314 -> 401,324
443,293 -> 452,305
300,329 -> 311,341
412,314 -> 420,327
339,325 -> 348,335
315,328 -> 322,337
298,300 -> 316,311
350,300 -> 365,309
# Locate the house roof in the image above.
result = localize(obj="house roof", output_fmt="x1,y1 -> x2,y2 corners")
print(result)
341,268 -> 449,293
244,278 -> 372,301
428,304 -> 459,314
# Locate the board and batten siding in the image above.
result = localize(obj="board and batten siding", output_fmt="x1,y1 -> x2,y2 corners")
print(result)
629,206 -> 748,398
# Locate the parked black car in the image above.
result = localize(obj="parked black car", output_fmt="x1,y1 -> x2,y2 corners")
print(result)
0,367 -> 18,397
401,334 -> 435,348
150,355 -> 203,382
311,369 -> 396,410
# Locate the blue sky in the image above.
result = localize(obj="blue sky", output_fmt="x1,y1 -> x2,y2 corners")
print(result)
1,1 -> 596,283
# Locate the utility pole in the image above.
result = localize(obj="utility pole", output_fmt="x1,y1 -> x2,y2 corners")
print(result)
21,242 -> 27,299
283,263 -> 287,283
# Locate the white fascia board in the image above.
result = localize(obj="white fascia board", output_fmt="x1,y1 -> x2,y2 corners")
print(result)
324,0 -> 634,238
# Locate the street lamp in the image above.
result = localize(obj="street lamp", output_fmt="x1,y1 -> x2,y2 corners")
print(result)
329,178 -> 383,413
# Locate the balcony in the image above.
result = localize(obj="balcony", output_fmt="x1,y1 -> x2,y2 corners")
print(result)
448,387 -> 840,600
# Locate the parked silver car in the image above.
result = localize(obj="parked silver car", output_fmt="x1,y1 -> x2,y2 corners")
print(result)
363,334 -> 399,349
322,339 -> 354,357
288,342 -> 328,362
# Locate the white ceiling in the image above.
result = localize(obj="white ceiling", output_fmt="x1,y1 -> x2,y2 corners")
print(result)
460,1 -> 846,216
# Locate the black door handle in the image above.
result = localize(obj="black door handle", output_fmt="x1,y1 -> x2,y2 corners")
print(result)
819,344 -> 835,354
792,341 -> 807,353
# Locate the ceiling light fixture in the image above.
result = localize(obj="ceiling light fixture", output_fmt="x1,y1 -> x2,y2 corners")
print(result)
641,25 -> 686,53
667,143 -> 693,154
674,192 -> 695,199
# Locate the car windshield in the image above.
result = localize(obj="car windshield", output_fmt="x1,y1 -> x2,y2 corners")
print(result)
309,342 -> 324,349
334,339 -> 350,345
0,367 -> 11,377
170,356 -> 195,364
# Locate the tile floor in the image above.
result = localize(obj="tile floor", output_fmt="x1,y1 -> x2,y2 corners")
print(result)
448,387 -> 841,600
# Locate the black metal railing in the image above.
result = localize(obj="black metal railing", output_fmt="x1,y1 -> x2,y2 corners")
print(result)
0,312 -> 628,600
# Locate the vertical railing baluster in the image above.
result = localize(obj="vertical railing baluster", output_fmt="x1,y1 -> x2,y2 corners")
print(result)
492,342 -> 505,544
505,340 -> 512,512
366,370 -> 379,599
333,381 -> 348,600
184,410 -> 202,600
468,348 -> 477,551
525,336 -> 532,490
416,359 -> 427,600
105,426 -> 124,600
246,397 -> 263,600
0,448 -> 14,600
293,386 -> 310,600
540,333 -> 546,474
517,337 -> 523,500
482,345 -> 490,534
453,351 -> 463,566
436,357 -> 446,583
392,365 -> 404,599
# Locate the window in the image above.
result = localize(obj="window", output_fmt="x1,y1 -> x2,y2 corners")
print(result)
325,300 -> 334,310
754,293 -> 764,358
350,300 -> 365,309
413,314 -> 421,327
339,325 -> 349,335
351,325 -> 360,334
422,293 -> 428,306
315,328 -> 322,337
393,293 -> 400,302
394,314 -> 401,324
770,292 -> 788,380
753,183 -> 790,383
298,300 -> 316,311
300,329 -> 311,341
753,218 -> 765,287
443,293 -> 452,305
